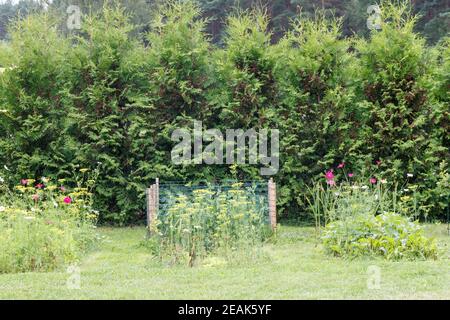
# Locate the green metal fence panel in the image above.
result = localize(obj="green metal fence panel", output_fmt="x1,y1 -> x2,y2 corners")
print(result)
157,180 -> 270,226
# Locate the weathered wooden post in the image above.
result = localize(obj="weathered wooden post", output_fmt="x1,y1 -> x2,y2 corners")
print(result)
146,179 -> 160,236
146,185 -> 154,236
146,187 -> 150,230
155,178 -> 159,220
268,178 -> 277,230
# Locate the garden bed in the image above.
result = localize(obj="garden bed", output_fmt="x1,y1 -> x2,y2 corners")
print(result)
0,224 -> 448,299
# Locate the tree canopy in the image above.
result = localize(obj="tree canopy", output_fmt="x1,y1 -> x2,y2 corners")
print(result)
0,0 -> 448,44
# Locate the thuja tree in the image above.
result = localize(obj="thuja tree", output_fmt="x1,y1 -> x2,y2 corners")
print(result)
64,5 -> 145,223
356,1 -> 445,219
210,8 -> 278,179
426,37 -> 450,218
273,13 -> 359,217
137,0 -> 216,184
215,8 -> 276,128
0,14 -> 72,183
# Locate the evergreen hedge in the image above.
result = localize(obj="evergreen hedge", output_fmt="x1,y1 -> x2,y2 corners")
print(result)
0,1 -> 448,224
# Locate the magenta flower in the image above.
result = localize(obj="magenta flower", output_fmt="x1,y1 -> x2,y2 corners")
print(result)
370,178 -> 377,184
348,173 -> 354,178
325,170 -> 335,181
63,197 -> 72,204
337,162 -> 345,169
21,179 -> 28,186
36,183 -> 44,189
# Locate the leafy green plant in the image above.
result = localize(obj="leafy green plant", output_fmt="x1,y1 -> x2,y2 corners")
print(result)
322,211 -> 438,260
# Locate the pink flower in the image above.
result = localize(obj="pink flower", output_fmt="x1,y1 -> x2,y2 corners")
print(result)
21,179 -> 28,186
326,180 -> 336,186
348,173 -> 354,178
63,197 -> 72,204
60,186 -> 66,192
337,162 -> 345,169
325,170 -> 335,181
36,183 -> 44,189
376,160 -> 382,166
370,178 -> 377,184
32,194 -> 39,201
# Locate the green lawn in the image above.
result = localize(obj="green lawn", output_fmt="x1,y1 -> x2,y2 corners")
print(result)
0,224 -> 449,299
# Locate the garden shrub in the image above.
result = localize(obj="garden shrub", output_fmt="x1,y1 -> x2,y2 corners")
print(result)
206,7 -> 278,180
63,4 -> 147,224
355,1 -> 447,219
426,38 -> 450,217
0,14 -> 72,182
0,171 -> 98,273
213,7 -> 277,129
273,12 -> 360,217
135,0 -> 215,184
322,211 -> 438,260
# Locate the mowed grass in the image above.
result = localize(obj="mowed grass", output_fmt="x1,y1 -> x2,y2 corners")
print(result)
0,224 -> 449,299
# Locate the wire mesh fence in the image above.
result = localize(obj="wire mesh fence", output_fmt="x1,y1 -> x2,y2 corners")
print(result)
146,179 -> 277,233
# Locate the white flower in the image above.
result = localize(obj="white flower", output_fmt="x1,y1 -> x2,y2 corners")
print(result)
3,165 -> 9,171
42,177 -> 49,183
0,177 -> 4,183
407,173 -> 413,178
380,179 -> 387,184
361,185 -> 369,190
0,206 -> 5,212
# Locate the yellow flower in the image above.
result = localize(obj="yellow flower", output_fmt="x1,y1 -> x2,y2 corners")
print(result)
14,186 -> 26,192
401,196 -> 412,202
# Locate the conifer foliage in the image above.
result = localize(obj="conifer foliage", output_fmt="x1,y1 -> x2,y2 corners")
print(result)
0,1 -> 448,223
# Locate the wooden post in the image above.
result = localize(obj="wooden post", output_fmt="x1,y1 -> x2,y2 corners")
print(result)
155,178 -> 159,220
268,178 -> 277,230
146,179 -> 160,237
147,185 -> 155,235
146,187 -> 150,230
